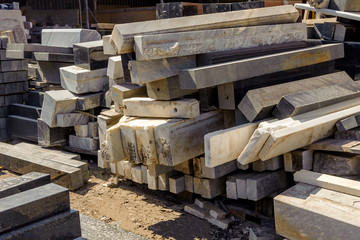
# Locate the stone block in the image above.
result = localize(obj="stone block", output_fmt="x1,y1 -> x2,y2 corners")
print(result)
0,183 -> 69,233
76,92 -> 102,110
169,173 -> 185,194
37,118 -> 70,147
74,40 -> 110,70
57,113 -> 89,127
107,56 -> 124,79
69,135 -> 99,151
0,172 -> 50,199
0,59 -> 28,72
8,115 -> 38,142
75,125 -> 89,137
284,149 -> 313,172
42,29 -> 101,48
123,97 -> 200,119
40,90 -> 77,128
313,151 -> 360,176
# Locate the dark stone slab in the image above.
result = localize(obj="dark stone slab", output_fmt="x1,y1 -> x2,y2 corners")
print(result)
0,106 -> 8,118
0,82 -> 28,95
121,52 -> 135,83
0,172 -> 50,199
0,209 -> 81,240
273,83 -> 360,119
32,52 -> 74,63
0,142 -> 84,190
335,64 -> 360,81
202,3 -> 231,14
0,183 -> 69,233
37,118 -> 70,147
0,60 -> 28,72
313,151 -> 360,176
8,115 -> 38,142
0,50 -> 7,60
0,94 -> 25,107
9,104 -> 41,119
156,2 -> 202,19
74,40 -> 109,70
231,1 -> 265,11
27,91 -> 44,107
335,127 -> 360,141
37,61 -> 72,84
0,71 -> 28,84
0,37 -> 9,49
336,42 -> 360,66
6,43 -> 73,54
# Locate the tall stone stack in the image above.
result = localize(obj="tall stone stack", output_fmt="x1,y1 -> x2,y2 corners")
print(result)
39,37 -> 114,153
0,36 -> 29,141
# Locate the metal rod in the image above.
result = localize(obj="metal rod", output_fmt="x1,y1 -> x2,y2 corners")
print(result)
84,0 -> 90,29
79,0 -> 83,28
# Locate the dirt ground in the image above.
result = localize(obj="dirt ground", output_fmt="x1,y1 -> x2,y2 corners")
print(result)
0,165 -> 253,240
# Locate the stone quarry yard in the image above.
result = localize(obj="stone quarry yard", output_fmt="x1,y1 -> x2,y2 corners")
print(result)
0,164 -> 255,240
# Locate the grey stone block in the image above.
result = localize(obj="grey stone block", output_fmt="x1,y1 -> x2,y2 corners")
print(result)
74,40 -> 110,70
42,28 -> 101,48
0,82 -> 27,95
69,135 -> 99,151
9,104 -> 41,119
0,71 -> 28,84
0,107 -> 8,118
0,183 -> 69,233
37,118 -> 70,147
0,60 -> 28,72
32,52 -> 74,63
0,209 -> 81,240
314,151 -> 360,176
8,115 -> 38,142
0,172 -> 50,199
76,92 -> 102,110
57,113 -> 89,127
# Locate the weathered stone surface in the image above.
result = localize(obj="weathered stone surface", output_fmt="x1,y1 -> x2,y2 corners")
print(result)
134,23 -> 306,60
42,29 -> 101,48
0,142 -> 83,190
60,66 -> 108,94
335,127 -> 360,140
107,56 -> 124,79
9,104 -> 41,119
38,118 -> 70,147
129,56 -> 196,84
146,76 -> 197,100
0,81 -> 27,95
205,122 -> 258,167
179,44 -> 344,90
110,5 -> 299,54
0,10 -> 27,43
0,183 -> 69,233
8,115 -> 38,142
37,61 -> 72,84
69,135 -> 99,151
111,83 -> 147,105
0,209 -> 81,240
313,151 -> 360,176
88,122 -> 98,138
274,183 -> 360,240
0,71 -> 27,84
336,114 -> 360,132
0,59 -> 28,72
247,170 -> 289,201
57,113 -> 89,127
123,97 -> 200,118
131,166 -> 143,184
231,1 -> 264,10
169,173 -> 185,194
155,111 -> 223,166
32,52 -> 74,63
193,157 -> 237,179
76,92 -> 102,110
75,125 -> 89,137
273,83 -> 360,119
103,122 -> 126,163
74,40 -> 110,70
103,35 -> 117,55
0,172 -> 50,199
40,90 -> 77,127
284,149 -> 313,172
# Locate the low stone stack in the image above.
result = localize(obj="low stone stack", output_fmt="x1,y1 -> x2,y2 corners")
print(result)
0,172 -> 83,239
0,36 -> 29,141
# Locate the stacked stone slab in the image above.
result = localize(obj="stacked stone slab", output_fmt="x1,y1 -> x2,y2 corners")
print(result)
0,172 -> 83,239
0,37 -> 29,141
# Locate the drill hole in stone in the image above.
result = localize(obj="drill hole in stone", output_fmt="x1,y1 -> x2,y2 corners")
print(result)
174,108 -> 178,112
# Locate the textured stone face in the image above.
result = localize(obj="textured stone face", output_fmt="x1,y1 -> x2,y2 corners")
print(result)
313,151 -> 360,176
42,29 -> 101,48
